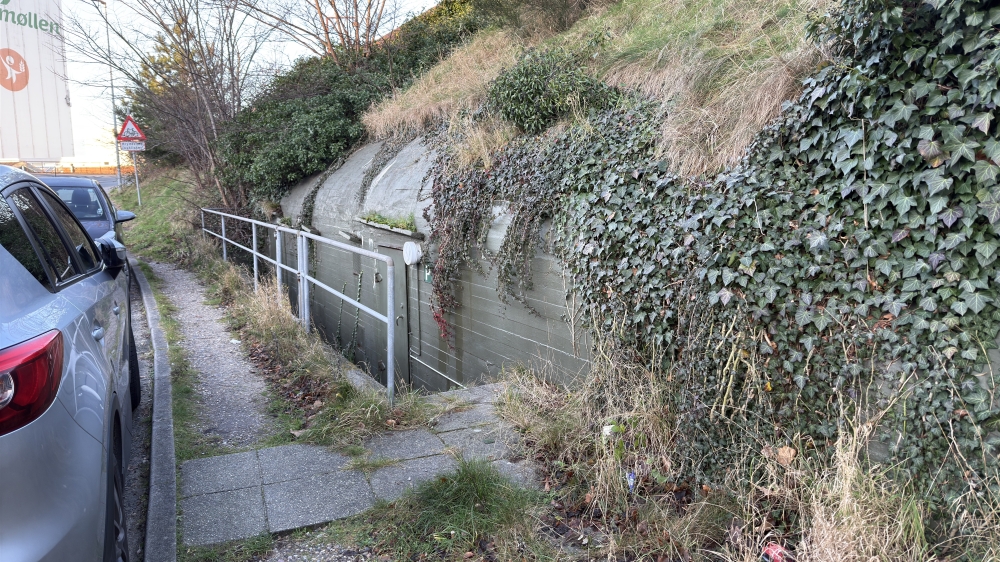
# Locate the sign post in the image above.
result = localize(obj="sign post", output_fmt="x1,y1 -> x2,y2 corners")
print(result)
116,115 -> 146,206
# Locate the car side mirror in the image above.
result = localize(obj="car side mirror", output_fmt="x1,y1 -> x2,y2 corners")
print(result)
96,235 -> 127,278
116,210 -> 136,223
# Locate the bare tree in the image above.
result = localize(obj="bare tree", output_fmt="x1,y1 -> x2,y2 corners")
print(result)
66,0 -> 272,208
235,0 -> 398,67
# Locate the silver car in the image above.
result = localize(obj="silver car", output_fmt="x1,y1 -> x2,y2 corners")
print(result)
0,166 -> 138,561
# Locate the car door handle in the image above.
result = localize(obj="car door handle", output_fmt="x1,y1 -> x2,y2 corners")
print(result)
92,326 -> 105,341
112,305 -> 121,316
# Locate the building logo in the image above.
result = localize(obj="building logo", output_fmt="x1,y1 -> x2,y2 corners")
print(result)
0,48 -> 28,92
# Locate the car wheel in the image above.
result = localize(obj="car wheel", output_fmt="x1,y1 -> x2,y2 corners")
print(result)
128,323 -> 141,411
104,422 -> 129,562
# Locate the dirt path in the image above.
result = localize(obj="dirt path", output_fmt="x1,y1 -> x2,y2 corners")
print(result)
125,275 -> 154,561
148,262 -> 274,448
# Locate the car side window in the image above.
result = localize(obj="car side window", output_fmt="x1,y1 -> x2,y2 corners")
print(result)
8,188 -> 76,283
98,184 -> 116,217
37,189 -> 101,273
0,194 -> 50,288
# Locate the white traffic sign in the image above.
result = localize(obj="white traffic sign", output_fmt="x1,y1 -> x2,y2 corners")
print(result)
117,115 -> 146,141
119,141 -> 145,152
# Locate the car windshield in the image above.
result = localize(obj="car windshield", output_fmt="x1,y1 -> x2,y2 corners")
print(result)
54,187 -> 107,220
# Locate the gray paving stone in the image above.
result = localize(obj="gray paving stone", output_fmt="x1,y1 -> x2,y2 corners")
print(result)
365,429 -> 445,460
432,402 -> 499,433
493,460 -> 538,489
180,451 -> 261,498
368,455 -> 458,501
438,426 -> 514,461
264,470 -> 374,532
426,383 -> 502,407
465,384 -> 502,404
181,487 -> 267,546
258,444 -> 348,484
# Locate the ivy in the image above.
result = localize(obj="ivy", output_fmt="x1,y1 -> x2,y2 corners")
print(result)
426,0 -> 1000,545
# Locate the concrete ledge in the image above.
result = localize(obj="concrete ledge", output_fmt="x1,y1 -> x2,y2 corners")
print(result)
133,260 -> 177,562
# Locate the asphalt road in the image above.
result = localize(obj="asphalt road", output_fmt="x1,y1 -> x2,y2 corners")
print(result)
125,274 -> 154,561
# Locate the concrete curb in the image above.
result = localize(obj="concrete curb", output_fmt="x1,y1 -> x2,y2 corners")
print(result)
132,260 -> 177,562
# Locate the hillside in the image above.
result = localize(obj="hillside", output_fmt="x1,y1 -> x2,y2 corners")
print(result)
365,0 -> 827,175
355,0 -> 1000,558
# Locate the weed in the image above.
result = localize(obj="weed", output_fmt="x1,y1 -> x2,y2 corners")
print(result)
342,445 -> 368,457
179,533 -> 273,562
353,458 -> 546,559
345,455 -> 400,474
358,211 -> 417,231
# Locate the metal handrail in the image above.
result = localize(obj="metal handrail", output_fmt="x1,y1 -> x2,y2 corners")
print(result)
200,208 -> 397,406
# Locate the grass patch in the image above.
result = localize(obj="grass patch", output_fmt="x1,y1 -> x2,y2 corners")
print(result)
347,458 -> 545,559
179,533 -> 273,562
345,455 -> 400,474
110,168 -> 218,264
358,211 -> 418,231
137,262 -> 231,462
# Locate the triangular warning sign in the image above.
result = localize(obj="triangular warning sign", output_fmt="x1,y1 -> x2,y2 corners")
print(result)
117,115 -> 147,141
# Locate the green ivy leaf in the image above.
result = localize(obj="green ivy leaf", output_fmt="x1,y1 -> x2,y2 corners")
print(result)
922,169 -> 954,195
964,292 -> 991,314
978,193 -> 1000,223
795,309 -> 814,327
972,112 -> 993,134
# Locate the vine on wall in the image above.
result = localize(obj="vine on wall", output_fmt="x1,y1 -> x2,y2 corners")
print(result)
425,0 -> 1000,528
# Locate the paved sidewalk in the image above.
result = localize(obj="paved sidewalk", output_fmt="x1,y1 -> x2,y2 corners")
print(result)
180,383 -> 536,546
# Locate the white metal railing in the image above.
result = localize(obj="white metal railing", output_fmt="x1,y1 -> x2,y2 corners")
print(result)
200,208 -> 397,405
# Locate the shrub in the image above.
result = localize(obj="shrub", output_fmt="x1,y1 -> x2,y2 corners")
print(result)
487,48 -> 619,133
217,0 -> 486,204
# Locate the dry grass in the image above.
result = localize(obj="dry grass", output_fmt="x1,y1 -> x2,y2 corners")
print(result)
368,0 -> 830,175
500,332 -> 1000,560
362,30 -> 523,139
606,47 -> 821,176
444,113 -> 521,168
499,333 -> 675,513
582,0 -> 831,176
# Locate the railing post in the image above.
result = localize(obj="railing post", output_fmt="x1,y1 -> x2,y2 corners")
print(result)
275,230 -> 283,289
221,216 -> 227,262
386,258 -> 395,408
200,209 -> 205,241
252,223 -> 259,292
300,234 -> 311,332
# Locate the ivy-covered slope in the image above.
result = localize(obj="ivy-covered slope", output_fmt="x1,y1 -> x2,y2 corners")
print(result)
427,0 -> 1000,514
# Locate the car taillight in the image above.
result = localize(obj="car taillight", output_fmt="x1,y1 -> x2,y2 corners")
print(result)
0,330 -> 63,437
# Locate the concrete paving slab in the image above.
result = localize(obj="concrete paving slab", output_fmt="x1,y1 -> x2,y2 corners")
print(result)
181,487 -> 267,546
368,455 -> 458,501
465,384 -> 502,404
365,429 -> 445,460
438,426 -> 514,461
180,451 -> 261,498
493,460 -> 538,489
432,402 -> 499,433
264,470 -> 373,532
258,444 -> 349,484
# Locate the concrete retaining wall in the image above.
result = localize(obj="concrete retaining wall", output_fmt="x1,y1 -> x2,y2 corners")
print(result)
280,139 -> 589,391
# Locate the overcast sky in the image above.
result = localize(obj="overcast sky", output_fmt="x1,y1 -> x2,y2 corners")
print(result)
64,0 -> 438,164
